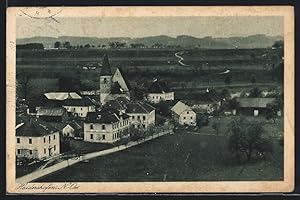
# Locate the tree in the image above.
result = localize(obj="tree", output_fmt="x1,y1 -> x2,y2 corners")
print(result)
129,126 -> 144,141
157,100 -> 170,117
212,120 -> 221,135
226,98 -> 240,111
228,117 -> 273,162
63,41 -> 71,49
249,87 -> 262,98
54,41 -> 61,48
16,72 -> 31,101
266,103 -> 279,123
84,44 -> 91,48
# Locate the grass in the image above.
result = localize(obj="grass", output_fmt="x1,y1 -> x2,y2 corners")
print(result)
16,161 -> 46,178
68,138 -> 114,154
36,131 -> 283,182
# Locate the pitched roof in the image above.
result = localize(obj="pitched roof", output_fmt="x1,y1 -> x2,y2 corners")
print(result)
44,92 -> 82,101
103,97 -> 129,111
115,68 -> 131,90
148,80 -> 171,93
237,98 -> 276,108
101,54 -> 112,76
126,102 -> 155,114
37,107 -> 67,116
111,82 -> 124,94
16,119 -> 58,137
171,101 -> 193,115
85,108 -> 130,124
63,96 -> 96,106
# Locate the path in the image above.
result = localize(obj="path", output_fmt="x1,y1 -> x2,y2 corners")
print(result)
175,51 -> 189,66
16,130 -> 173,184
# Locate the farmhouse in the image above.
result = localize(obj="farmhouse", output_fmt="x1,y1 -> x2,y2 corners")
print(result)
189,89 -> 222,114
171,101 -> 197,126
36,107 -> 68,122
16,119 -> 60,160
63,96 -> 97,118
146,80 -> 174,103
48,121 -> 83,138
99,55 -> 131,105
125,102 -> 156,128
237,97 -> 276,116
84,108 -> 131,143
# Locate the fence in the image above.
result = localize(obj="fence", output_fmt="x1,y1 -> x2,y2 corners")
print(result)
16,130 -> 173,184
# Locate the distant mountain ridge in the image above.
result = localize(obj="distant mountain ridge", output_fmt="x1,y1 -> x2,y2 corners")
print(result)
17,34 -> 283,49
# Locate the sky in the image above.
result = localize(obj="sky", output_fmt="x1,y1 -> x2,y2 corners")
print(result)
16,16 -> 283,39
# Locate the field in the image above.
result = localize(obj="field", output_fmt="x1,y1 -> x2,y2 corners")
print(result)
16,48 -> 283,102
36,116 -> 283,182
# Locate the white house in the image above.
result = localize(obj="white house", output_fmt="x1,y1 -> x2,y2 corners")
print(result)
84,108 -> 131,143
16,119 -> 60,160
171,101 -> 197,126
125,102 -> 156,128
63,97 -> 97,118
146,80 -> 174,103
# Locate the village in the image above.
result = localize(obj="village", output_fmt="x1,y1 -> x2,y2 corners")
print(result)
15,50 -> 284,181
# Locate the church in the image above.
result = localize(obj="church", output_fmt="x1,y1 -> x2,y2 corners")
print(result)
99,54 -> 131,105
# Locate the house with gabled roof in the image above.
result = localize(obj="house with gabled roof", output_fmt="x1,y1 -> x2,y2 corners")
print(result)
36,107 -> 68,122
237,97 -> 276,116
62,96 -> 97,118
84,108 -> 131,143
171,101 -> 197,126
125,102 -> 155,128
16,119 -> 60,160
146,79 -> 174,103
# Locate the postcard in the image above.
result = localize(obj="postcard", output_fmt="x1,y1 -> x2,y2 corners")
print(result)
6,6 -> 294,193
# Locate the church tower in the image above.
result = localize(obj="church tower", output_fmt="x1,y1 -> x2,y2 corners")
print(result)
100,54 -> 112,105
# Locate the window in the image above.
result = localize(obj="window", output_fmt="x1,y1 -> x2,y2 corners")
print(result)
102,135 -> 105,140
29,150 -> 32,155
187,111 -> 189,114
81,108 -> 83,110
137,116 -> 140,120
102,125 -> 105,130
90,124 -> 94,129
90,134 -> 94,140
29,138 -> 32,144
44,148 -> 46,154
103,78 -> 107,83
190,117 -> 193,119
17,149 -> 21,154
153,96 -> 155,99
183,117 -> 186,119
143,116 -> 146,120
54,145 -> 56,151
132,116 -> 135,119
44,137 -> 46,143
49,136 -> 51,143
17,138 -> 20,143
53,135 -> 56,140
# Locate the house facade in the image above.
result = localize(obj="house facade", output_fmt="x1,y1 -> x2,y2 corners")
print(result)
63,97 -> 97,118
84,108 -> 130,143
125,102 -> 156,128
147,80 -> 174,103
16,120 -> 60,160
171,101 -> 197,126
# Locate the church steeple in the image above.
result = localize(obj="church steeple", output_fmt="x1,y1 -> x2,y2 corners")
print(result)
101,54 -> 112,76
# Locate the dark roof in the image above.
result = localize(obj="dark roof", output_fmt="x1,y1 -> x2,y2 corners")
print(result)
37,107 -> 67,116
117,68 -> 131,90
237,98 -> 276,108
16,119 -> 58,137
85,108 -> 130,124
148,80 -> 171,93
111,82 -> 124,94
103,97 -> 129,111
126,102 -> 155,114
63,97 -> 96,106
101,54 -> 112,76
